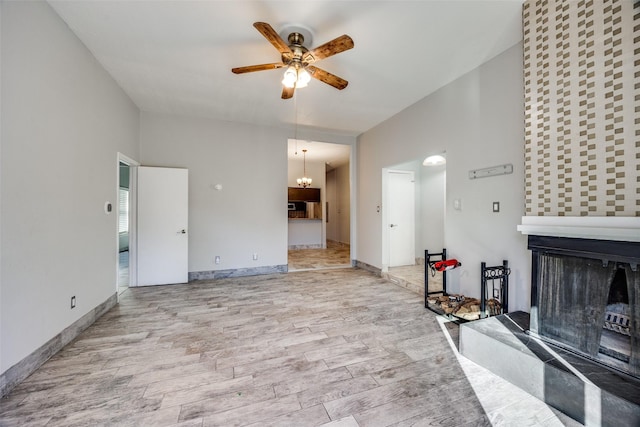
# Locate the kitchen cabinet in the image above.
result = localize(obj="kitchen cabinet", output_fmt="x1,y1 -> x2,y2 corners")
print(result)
288,187 -> 321,220
288,187 -> 320,202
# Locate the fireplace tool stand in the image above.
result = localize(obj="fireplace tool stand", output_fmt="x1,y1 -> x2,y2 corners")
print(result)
424,249 -> 448,312
424,249 -> 462,315
480,260 -> 510,318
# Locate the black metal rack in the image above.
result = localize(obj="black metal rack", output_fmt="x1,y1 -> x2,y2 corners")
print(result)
424,249 -> 448,311
480,260 -> 510,318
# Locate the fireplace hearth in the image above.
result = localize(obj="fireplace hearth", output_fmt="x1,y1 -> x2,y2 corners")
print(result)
528,235 -> 640,379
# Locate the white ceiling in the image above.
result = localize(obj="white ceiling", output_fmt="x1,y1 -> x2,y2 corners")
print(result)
48,0 -> 523,139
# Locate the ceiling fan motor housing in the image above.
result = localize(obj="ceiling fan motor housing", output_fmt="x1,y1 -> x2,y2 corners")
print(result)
283,33 -> 308,65
288,32 -> 305,46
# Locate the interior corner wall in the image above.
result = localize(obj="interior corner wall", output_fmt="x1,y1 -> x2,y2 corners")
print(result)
356,43 -> 530,311
335,163 -> 351,245
326,163 -> 351,245
0,0 -> 4,376
326,169 -> 338,241
1,1 -> 140,373
140,112 -> 290,272
523,0 -> 639,216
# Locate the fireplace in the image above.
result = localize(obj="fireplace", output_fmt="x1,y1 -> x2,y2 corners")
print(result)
527,235 -> 640,379
460,224 -> 640,425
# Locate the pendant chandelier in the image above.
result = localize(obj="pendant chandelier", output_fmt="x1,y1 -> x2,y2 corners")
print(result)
297,149 -> 312,188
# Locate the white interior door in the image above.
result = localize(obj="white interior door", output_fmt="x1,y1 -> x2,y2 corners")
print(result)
137,166 -> 188,286
388,170 -> 415,267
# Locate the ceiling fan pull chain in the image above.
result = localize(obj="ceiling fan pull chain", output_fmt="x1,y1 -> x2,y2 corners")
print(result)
294,91 -> 298,146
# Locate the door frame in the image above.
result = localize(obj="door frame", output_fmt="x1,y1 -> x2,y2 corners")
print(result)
117,153 -> 139,292
381,168 -> 415,272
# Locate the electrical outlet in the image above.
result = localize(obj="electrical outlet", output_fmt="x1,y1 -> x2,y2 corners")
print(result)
70,296 -> 76,309
215,256 -> 221,264
253,253 -> 258,261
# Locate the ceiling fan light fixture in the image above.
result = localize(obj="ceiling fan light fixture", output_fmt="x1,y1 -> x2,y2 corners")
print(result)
423,155 -> 446,166
296,68 -> 311,88
282,64 -> 311,89
282,66 -> 298,88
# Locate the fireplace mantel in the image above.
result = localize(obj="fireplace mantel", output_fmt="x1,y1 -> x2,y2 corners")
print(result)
517,216 -> 640,242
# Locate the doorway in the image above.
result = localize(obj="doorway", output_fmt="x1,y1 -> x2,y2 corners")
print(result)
117,153 -> 139,295
381,155 -> 446,291
118,162 -> 130,294
287,139 -> 353,271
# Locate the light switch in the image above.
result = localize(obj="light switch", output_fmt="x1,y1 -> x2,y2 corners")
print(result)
453,199 -> 462,211
493,202 -> 500,213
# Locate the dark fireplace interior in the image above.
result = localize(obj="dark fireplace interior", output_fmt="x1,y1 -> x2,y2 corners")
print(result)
600,267 -> 631,366
528,235 -> 640,379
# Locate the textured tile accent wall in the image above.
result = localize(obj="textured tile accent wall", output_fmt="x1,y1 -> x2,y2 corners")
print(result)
523,0 -> 639,216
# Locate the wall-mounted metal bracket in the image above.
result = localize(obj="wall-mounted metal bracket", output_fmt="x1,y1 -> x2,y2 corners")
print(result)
469,163 -> 513,180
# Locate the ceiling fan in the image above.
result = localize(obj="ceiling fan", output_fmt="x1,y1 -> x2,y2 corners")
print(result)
232,22 -> 354,99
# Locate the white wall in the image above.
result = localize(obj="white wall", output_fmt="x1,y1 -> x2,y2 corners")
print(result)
326,169 -> 338,241
1,1 -> 140,373
334,163 -> 350,245
288,221 -> 323,247
421,164 -> 445,254
1,1 -> 4,376
140,112 -> 289,272
356,44 -> 529,311
140,114 -> 357,271
326,164 -> 351,245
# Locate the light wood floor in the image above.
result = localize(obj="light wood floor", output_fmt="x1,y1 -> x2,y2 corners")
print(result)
118,250 -> 129,295
0,268 -> 581,426
288,241 -> 351,271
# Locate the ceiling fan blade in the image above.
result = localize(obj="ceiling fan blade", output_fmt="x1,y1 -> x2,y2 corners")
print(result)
232,63 -> 285,74
253,22 -> 292,56
303,34 -> 354,63
307,66 -> 348,90
281,85 -> 295,99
